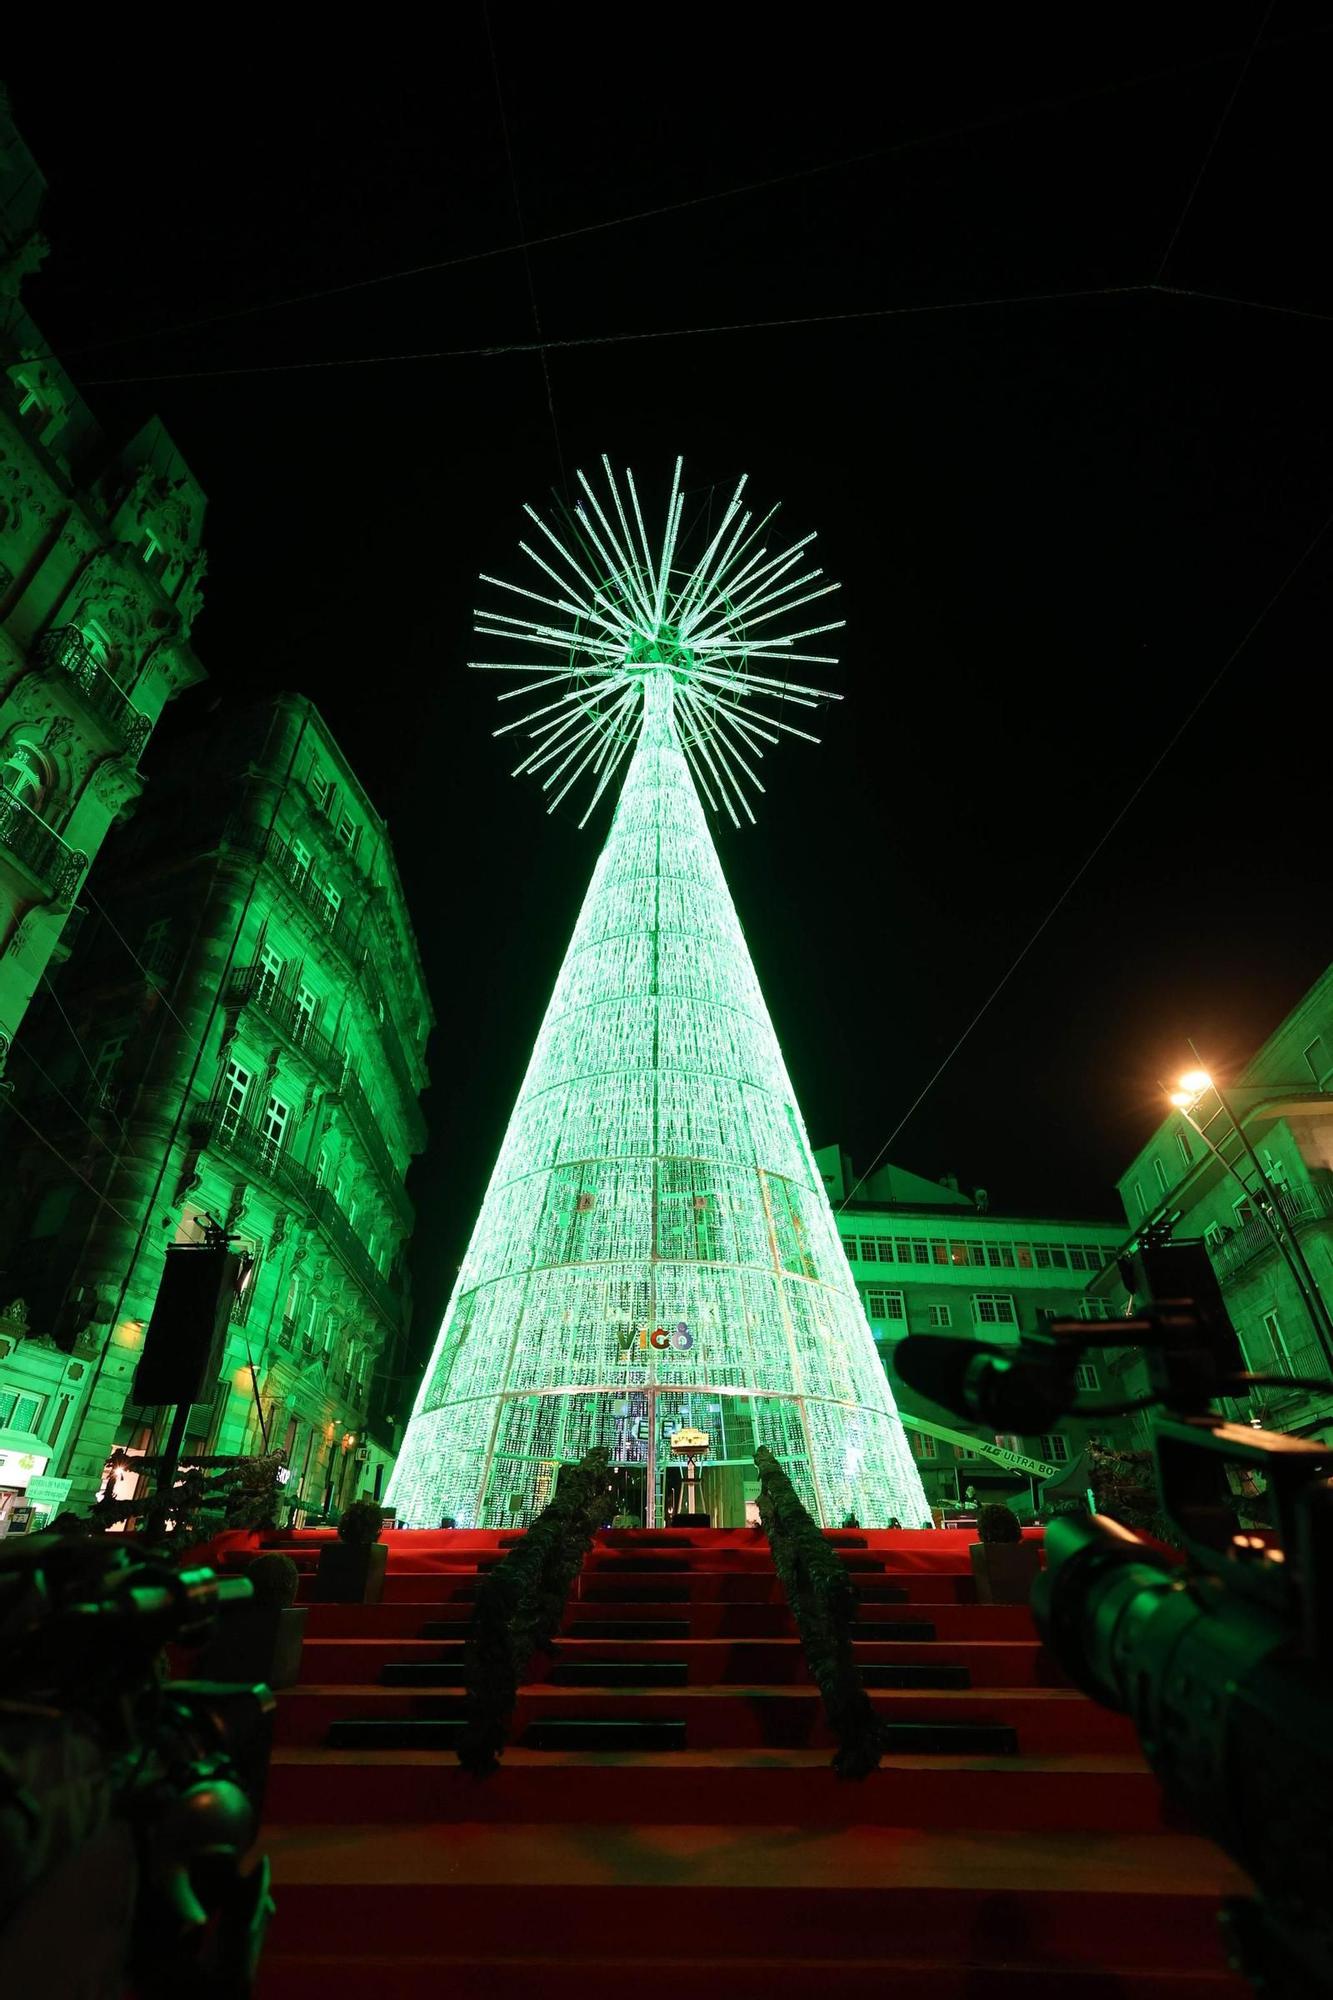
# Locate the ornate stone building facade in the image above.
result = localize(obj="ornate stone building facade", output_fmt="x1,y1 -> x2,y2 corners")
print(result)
0,695 -> 433,1517
0,97 -> 206,1082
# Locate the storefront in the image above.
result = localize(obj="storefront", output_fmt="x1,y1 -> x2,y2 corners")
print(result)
0,1430 -> 51,1534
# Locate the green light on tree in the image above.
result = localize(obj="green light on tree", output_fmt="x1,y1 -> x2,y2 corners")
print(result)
389,461 -> 928,1528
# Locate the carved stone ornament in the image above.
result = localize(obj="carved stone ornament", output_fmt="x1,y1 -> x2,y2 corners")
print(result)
172,1158 -> 202,1208
0,1295 -> 29,1329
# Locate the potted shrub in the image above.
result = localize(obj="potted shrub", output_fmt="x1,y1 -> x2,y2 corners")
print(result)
969,1503 -> 1041,1605
314,1500 -> 388,1604
195,1553 -> 307,1689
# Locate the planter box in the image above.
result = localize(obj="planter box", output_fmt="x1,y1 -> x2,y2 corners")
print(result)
313,1541 -> 388,1604
195,1604 -> 308,1689
969,1540 -> 1042,1605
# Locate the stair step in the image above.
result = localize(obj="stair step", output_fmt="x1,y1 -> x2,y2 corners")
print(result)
855,1620 -> 936,1641
883,1721 -> 1017,1754
861,1664 -> 971,1690
547,1661 -> 689,1687
580,1582 -> 691,1603
327,1719 -> 467,1748
569,1619 -> 691,1639
851,1581 -> 909,1602
521,1717 -> 687,1751
420,1620 -> 475,1639
380,1663 -> 467,1687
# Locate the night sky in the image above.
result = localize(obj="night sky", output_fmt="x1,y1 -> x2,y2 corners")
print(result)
10,10 -> 1332,1380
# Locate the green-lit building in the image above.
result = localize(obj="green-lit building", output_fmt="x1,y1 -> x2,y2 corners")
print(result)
0,694 -> 433,1519
0,100 -> 205,1079
815,1146 -> 1126,1513
1087,964 -> 1333,1449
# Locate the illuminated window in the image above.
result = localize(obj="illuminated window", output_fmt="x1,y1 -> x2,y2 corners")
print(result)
950,1243 -> 969,1267
972,1294 -> 1016,1326
220,1058 -> 252,1138
321,882 -> 342,930
864,1287 -> 905,1321
336,812 -> 359,854
928,1304 -> 951,1328
259,1094 -> 291,1165
1015,1244 -> 1033,1268
290,839 -> 312,886
315,1149 -> 328,1189
910,1431 -> 937,1459
0,1389 -> 45,1432
256,943 -> 284,1007
293,982 -> 317,1045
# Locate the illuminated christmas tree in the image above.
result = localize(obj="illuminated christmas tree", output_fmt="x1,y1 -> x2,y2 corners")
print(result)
389,460 -> 929,1528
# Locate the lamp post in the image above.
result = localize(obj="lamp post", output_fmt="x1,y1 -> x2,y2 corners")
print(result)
1167,1062 -> 1333,1371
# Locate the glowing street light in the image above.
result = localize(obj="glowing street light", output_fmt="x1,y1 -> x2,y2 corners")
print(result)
1164,1054 -> 1333,1368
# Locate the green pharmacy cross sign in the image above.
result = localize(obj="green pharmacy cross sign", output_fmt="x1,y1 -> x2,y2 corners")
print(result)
388,460 -> 928,1530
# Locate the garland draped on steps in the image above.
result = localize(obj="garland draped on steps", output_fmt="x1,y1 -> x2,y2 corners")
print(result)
755,1446 -> 885,1780
457,1448 -> 612,1776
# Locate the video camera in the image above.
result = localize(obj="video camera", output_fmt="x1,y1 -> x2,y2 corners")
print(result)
893,1233 -> 1333,1997
0,1529 -> 275,1999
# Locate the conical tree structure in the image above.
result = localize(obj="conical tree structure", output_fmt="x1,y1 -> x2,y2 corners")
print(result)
390,465 -> 928,1528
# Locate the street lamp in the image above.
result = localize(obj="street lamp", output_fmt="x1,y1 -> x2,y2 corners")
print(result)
1166,1058 -> 1333,1371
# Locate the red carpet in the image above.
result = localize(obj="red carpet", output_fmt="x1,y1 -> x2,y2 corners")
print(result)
249,1528 -> 1248,1995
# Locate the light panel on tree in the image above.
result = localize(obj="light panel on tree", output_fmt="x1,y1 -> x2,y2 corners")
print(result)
389,461 -> 929,1528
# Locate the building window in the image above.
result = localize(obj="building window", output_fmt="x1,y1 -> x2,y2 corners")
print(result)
973,1294 -> 1017,1327
140,916 -> 173,976
321,882 -> 342,930
1176,1127 -> 1194,1168
1154,1158 -> 1169,1196
1257,1309 -> 1291,1376
910,1431 -> 937,1460
1077,1301 -> 1115,1323
141,530 -> 164,572
336,812 -> 359,854
865,1287 -> 906,1321
1303,1037 -> 1324,1086
293,983 -> 317,1045
220,1058 -> 252,1138
311,770 -> 334,815
256,943 -> 284,1007
259,1094 -> 291,1166
90,1034 -> 126,1104
14,375 -> 47,425
1039,1434 -> 1071,1463
1132,1181 -> 1146,1216
928,1304 -> 952,1328
1,739 -> 52,811
0,1390 -> 45,1433
1081,1246 -> 1104,1269
912,1240 -> 930,1264
1204,1220 -> 1228,1250
1074,1362 -> 1101,1390
291,838 -> 312,887
1068,1247 -> 1088,1271
1015,1244 -> 1033,1269
315,1148 -> 328,1189
875,1240 -> 896,1263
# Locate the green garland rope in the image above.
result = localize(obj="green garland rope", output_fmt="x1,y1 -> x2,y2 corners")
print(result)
755,1446 -> 885,1780
457,1447 -> 612,1776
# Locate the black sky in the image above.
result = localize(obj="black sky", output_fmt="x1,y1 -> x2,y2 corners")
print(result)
10,9 -> 1332,1378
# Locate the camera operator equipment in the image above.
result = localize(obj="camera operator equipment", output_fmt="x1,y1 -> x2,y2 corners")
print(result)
894,1229 -> 1333,1997
0,1529 -> 275,2000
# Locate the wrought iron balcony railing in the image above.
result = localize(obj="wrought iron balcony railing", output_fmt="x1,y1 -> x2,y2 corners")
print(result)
333,1062 -> 413,1226
225,965 -> 343,1080
37,627 -> 151,758
1211,1175 -> 1333,1285
0,791 -> 86,906
193,1103 -> 405,1327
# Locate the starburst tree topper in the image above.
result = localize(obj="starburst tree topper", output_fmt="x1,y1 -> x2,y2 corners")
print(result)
472,456 -> 845,827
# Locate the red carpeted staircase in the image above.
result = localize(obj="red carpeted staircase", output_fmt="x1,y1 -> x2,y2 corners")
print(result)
250,1527 -> 1247,1996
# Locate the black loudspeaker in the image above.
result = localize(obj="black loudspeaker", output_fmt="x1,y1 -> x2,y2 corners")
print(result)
133,1244 -> 243,1407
